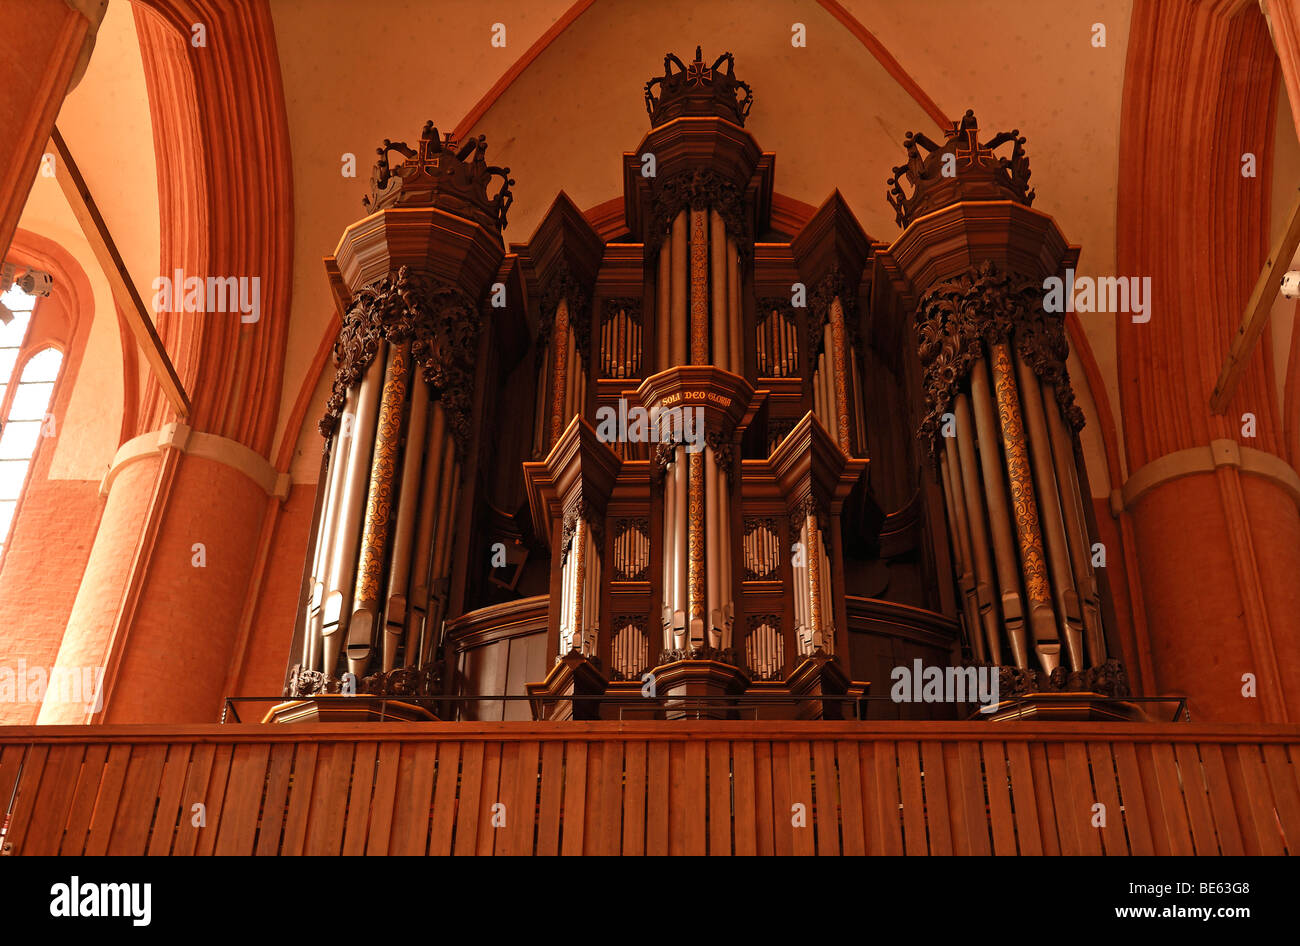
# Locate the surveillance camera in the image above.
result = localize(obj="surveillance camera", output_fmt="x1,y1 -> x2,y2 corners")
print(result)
15,268 -> 53,297
1282,270 -> 1300,300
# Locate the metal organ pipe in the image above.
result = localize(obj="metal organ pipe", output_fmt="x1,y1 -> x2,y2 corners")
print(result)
670,211 -> 688,366
726,236 -> 742,374
954,393 -> 1003,665
657,235 -> 672,372
305,385 -> 356,670
1015,351 -> 1084,671
711,210 -> 728,371
1042,377 -> 1106,666
322,343 -> 386,676
349,341 -> 413,677
969,358 -> 1030,670
406,400 -> 446,664
384,372 -> 430,672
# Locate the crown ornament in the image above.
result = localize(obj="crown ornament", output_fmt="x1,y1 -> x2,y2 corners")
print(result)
363,120 -> 515,233
886,109 -> 1034,229
644,46 -> 753,128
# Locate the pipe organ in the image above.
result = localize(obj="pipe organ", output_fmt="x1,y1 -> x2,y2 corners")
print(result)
285,123 -> 513,708
280,51 -> 1131,723
878,110 -> 1127,705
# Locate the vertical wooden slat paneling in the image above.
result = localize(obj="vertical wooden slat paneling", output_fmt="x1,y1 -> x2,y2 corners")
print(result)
429,741 -> 462,856
1045,742 -> 1079,854
835,741 -> 864,856
1134,742 -> 1174,855
1229,743 -> 1284,855
255,742 -> 296,857
1004,741 -> 1043,856
812,741 -> 840,856
870,741 -> 905,856
0,744 -> 27,830
1262,744 -> 1300,854
558,741 -> 586,856
168,744 -> 215,857
452,741 -> 485,856
1173,743 -> 1219,856
957,742 -> 991,856
499,742 -> 526,855
16,744 -> 84,855
305,742 -> 356,856
213,743 -> 270,856
753,741 -> 775,856
1063,742 -> 1103,856
769,741 -> 793,856
645,741 -> 669,855
622,741 -> 647,856
5,744 -> 48,857
148,744 -> 194,857
708,741 -> 731,855
340,741 -> 378,856
493,742 -> 522,856
193,745 -> 235,857
475,742 -> 504,855
82,744 -> 129,856
537,741 -> 565,856
921,742 -> 953,855
1148,743 -> 1194,855
278,743 -> 318,857
581,742 -> 603,855
597,740 -> 624,856
683,741 -> 707,855
366,741 -> 401,856
2,726 -> 1298,857
788,741 -> 815,856
983,741 -> 1018,855
1198,743 -> 1244,855
896,741 -> 926,855
732,741 -> 757,856
1110,741 -> 1155,856
1086,741 -> 1128,855
1027,742 -> 1061,855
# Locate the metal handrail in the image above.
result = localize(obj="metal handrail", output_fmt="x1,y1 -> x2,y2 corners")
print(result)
220,693 -> 1189,724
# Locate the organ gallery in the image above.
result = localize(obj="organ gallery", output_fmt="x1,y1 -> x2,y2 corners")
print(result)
282,48 -> 1130,723
2,0 -> 1298,862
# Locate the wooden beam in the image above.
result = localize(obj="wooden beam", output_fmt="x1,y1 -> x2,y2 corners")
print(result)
1210,185 -> 1300,414
48,125 -> 190,420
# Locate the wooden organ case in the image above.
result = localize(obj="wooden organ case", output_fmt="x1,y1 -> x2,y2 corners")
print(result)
280,48 -> 1130,723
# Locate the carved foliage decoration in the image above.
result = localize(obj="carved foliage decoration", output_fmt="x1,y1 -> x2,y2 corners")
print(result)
321,266 -> 483,454
914,259 -> 1082,453
646,168 -> 752,263
809,264 -> 859,353
539,259 -> 592,358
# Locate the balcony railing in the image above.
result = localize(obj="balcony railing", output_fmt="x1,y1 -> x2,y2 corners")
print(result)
0,720 -> 1294,855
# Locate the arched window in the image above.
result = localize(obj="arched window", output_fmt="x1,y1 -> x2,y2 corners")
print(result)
0,285 -> 63,557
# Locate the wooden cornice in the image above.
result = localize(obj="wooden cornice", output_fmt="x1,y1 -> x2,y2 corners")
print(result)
790,189 -> 874,290
621,116 -> 773,241
522,415 -> 622,548
524,191 -> 606,295
327,206 -> 505,308
767,411 -> 868,515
